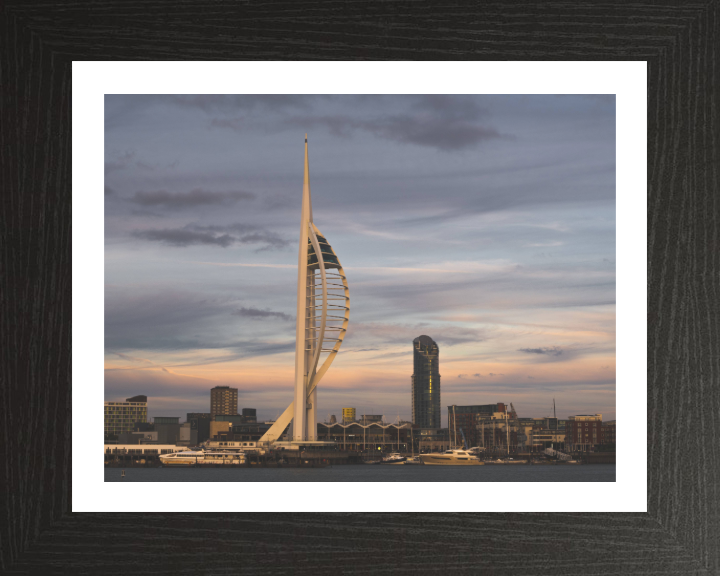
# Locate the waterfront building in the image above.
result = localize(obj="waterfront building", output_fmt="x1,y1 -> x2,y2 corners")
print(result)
118,430 -> 159,444
416,428 -> 451,453
260,137 -> 350,446
360,414 -> 382,425
528,429 -> 566,451
214,414 -> 245,425
342,407 -> 356,423
412,335 -> 441,428
600,420 -> 616,447
154,417 -> 181,444
210,386 -> 238,417
209,421 -> 233,440
317,422 -> 416,453
104,395 -> 148,439
475,411 -> 518,452
229,422 -> 274,442
187,413 -> 211,444
104,444 -> 189,466
328,414 -> 337,424
566,414 -> 603,451
178,422 -> 195,445
448,404 -> 506,447
242,408 -> 257,423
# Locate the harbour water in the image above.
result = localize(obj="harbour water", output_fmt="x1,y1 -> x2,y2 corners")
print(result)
106,464 -> 615,482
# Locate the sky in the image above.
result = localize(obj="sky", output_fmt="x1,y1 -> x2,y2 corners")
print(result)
104,94 -> 616,426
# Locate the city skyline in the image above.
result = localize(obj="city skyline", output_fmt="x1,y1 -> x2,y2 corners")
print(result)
104,94 -> 616,427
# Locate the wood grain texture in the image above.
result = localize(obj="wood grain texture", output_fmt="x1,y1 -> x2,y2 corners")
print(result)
1,1 -> 718,574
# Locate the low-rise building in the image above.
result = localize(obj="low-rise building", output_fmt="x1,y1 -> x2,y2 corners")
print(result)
475,412 -> 518,452
187,413 -> 211,444
317,422 -> 419,453
154,417 -> 181,444
342,407 -> 356,423
600,420 -> 616,447
566,414 -> 603,451
449,404 -> 506,448
528,429 -> 566,451
104,395 -> 148,440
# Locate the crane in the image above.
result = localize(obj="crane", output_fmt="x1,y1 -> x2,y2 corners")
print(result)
459,427 -> 468,450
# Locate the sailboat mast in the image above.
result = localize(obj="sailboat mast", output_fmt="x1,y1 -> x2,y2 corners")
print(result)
453,405 -> 457,448
506,407 -> 510,456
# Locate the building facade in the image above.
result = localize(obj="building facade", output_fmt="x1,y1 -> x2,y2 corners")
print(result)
187,413 -> 212,444
360,414 -> 382,425
210,386 -> 238,417
104,395 -> 148,438
412,335 -> 441,428
566,414 -> 603,451
342,407 -> 356,423
317,422 -> 416,453
600,420 -> 616,447
528,429 -> 566,451
449,404 -> 506,448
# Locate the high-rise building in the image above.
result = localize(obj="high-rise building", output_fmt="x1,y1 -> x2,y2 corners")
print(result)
342,407 -> 356,423
412,335 -> 441,428
210,386 -> 238,417
104,395 -> 148,438
260,136 -> 350,445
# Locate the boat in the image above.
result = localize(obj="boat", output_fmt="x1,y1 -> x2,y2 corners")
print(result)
419,449 -> 484,465
202,451 -> 246,465
380,453 -> 407,464
159,449 -> 246,466
403,456 -> 423,465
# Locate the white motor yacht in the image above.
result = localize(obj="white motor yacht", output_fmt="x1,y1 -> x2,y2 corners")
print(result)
381,453 -> 407,464
160,449 -> 246,466
159,450 -> 205,466
419,449 -> 484,465
403,456 -> 423,465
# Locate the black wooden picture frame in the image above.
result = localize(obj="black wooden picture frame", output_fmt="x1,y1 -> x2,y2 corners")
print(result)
2,2 -> 718,574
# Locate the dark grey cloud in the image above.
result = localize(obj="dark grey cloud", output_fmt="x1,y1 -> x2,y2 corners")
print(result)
284,113 -> 502,152
233,307 -> 293,321
104,185 -> 116,196
519,346 -> 563,356
174,94 -> 318,113
365,115 -> 501,151
203,94 -> 503,151
130,189 -> 255,209
132,223 -> 290,250
133,228 -> 235,247
105,150 -> 135,173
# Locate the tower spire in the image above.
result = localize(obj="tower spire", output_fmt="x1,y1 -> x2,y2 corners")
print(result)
304,134 -> 312,222
259,135 -> 350,446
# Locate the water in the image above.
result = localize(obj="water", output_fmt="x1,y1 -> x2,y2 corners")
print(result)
106,464 -> 615,482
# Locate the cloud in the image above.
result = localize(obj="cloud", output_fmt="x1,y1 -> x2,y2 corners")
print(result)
174,94 -> 317,113
105,150 -> 135,173
132,224 -> 290,250
133,228 -> 235,247
129,189 -> 255,209
232,307 -> 293,321
285,113 -> 502,152
518,346 -> 563,356
364,115 -> 502,151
